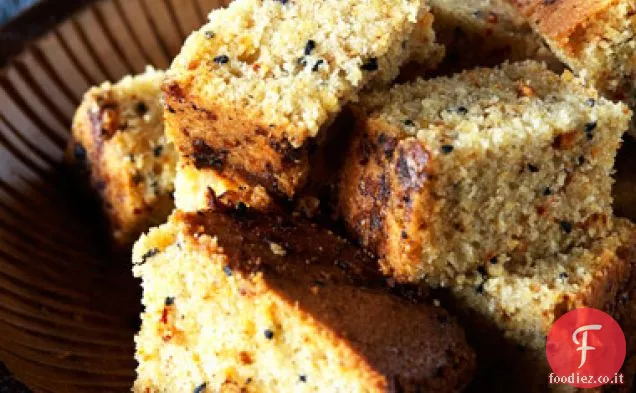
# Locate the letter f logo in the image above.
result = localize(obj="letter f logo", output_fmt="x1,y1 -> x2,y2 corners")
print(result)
572,324 -> 602,368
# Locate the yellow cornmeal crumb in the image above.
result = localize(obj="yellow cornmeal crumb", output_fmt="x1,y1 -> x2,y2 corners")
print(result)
430,0 -> 561,70
453,219 -> 635,350
164,0 -> 442,198
338,61 -> 631,284
170,0 -> 434,139
67,67 -> 177,247
132,210 -> 475,393
509,0 -> 636,136
449,219 -> 636,393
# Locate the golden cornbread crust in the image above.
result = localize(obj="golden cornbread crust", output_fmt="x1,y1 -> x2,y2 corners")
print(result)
164,0 -> 440,198
66,68 -> 177,247
509,0 -> 636,135
431,0 -> 561,71
132,210 -> 475,392
338,61 -> 630,285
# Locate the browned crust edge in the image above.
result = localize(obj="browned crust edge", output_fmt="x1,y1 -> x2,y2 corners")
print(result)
163,78 -> 311,199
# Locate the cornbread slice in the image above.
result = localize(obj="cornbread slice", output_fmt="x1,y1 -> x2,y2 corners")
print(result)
338,61 -> 630,284
164,0 -> 441,199
508,0 -> 636,135
431,0 -> 561,71
132,210 -> 475,393
66,68 -> 177,247
449,219 -> 636,393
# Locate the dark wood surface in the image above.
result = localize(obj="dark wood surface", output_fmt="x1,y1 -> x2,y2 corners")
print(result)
0,0 -> 95,65
1,2 -> 94,389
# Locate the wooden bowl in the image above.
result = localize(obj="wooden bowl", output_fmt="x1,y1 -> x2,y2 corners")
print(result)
0,1 -> 225,391
1,1 -> 635,392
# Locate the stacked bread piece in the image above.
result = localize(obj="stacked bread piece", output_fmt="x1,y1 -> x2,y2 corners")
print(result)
338,61 -> 628,285
508,0 -> 636,135
65,0 -> 636,392
131,0 -> 477,392
163,0 -> 443,201
335,60 -> 634,392
67,67 -> 177,247
132,209 -> 475,392
430,0 -> 561,70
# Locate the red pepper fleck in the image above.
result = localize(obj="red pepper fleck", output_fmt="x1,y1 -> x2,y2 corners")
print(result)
161,307 -> 169,324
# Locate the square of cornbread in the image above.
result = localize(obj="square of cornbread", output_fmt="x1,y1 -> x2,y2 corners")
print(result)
66,68 -> 177,247
430,0 -> 561,71
164,0 -> 442,199
338,61 -> 630,284
448,219 -> 636,393
132,209 -> 475,393
508,0 -> 636,135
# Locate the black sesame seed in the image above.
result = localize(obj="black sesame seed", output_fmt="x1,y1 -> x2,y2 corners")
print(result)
165,297 -> 175,306
528,164 -> 539,173
223,265 -> 232,277
274,0 -> 288,3
299,375 -> 307,383
585,98 -> 596,107
560,221 -> 573,234
74,143 -> 87,162
214,55 -> 229,64
141,248 -> 159,263
136,102 -> 148,115
455,106 -> 468,115
477,266 -> 487,276
204,31 -> 215,39
489,257 -> 498,264
361,58 -> 378,71
193,383 -> 207,393
403,119 -> 415,127
401,231 -> 408,239
311,59 -> 324,72
558,272 -> 569,279
304,40 -> 316,56
264,329 -> 274,340
440,144 -> 454,154
584,121 -> 597,133
153,145 -> 163,157
578,156 -> 586,166
543,187 -> 552,196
